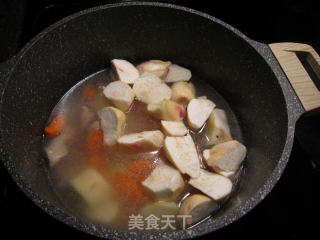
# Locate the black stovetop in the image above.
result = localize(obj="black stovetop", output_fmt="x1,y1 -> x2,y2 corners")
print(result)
1,1 -> 319,239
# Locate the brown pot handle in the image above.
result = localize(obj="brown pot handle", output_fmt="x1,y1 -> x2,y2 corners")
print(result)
269,42 -> 320,112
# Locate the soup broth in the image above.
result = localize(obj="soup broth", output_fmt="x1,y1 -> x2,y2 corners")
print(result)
44,62 -> 244,231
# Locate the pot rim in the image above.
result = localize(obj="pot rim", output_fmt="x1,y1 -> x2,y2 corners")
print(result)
0,1 -> 304,239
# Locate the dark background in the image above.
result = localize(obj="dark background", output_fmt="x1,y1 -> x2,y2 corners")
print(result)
0,0 -> 319,239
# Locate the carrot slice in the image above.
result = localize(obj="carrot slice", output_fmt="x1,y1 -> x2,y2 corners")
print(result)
86,130 -> 104,153
89,154 -> 108,173
83,85 -> 98,101
44,115 -> 66,137
128,159 -> 155,182
112,173 -> 148,206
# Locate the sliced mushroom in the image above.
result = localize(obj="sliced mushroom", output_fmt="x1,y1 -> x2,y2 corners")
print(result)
117,130 -> 164,151
205,109 -> 232,145
111,59 -> 139,84
133,73 -> 172,104
187,97 -> 215,131
98,106 -> 126,146
142,164 -> 185,201
103,80 -> 135,112
164,134 -> 200,178
164,64 -> 192,83
189,169 -> 232,201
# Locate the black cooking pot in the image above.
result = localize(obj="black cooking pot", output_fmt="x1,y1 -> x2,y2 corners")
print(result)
1,2 -> 319,239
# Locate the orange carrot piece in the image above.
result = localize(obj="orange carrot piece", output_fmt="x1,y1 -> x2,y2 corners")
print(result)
86,130 -> 104,153
83,85 -> 98,101
128,159 -> 155,182
112,173 -> 146,203
44,115 -> 66,137
89,154 -> 108,173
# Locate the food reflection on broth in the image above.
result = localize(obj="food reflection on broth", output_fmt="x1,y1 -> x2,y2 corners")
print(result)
44,60 -> 247,231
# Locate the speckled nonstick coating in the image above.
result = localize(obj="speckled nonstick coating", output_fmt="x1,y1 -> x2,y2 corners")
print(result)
0,2 -> 305,239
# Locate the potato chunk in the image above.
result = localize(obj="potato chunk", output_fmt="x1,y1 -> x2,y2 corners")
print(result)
187,97 -> 215,130
117,130 -> 164,151
136,60 -> 171,78
80,105 -> 95,128
171,81 -> 195,106
70,168 -> 113,205
164,134 -> 200,178
189,169 -> 232,201
142,164 -> 184,201
85,200 -> 119,225
203,148 -> 235,177
111,59 -> 139,84
98,107 -> 126,146
45,127 -> 75,167
164,64 -> 192,82
45,137 -> 68,167
179,194 -> 219,226
133,73 -> 172,104
202,140 -> 246,172
70,168 -> 118,225
140,201 -> 179,218
147,99 -> 186,121
205,109 -> 232,145
161,120 -> 188,137
140,201 -> 179,229
103,81 -> 135,112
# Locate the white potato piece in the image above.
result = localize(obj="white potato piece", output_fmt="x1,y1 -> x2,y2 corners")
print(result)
86,200 -> 119,225
103,81 -> 135,112
80,105 -> 95,128
45,137 -> 68,167
164,64 -> 192,82
189,169 -> 232,201
136,60 -> 171,78
161,120 -> 188,136
205,109 -> 232,145
98,107 -> 126,146
70,168 -> 113,206
203,149 -> 235,177
140,201 -> 179,229
179,194 -> 219,225
147,99 -> 186,121
163,134 -> 200,178
171,81 -> 195,106
117,130 -> 164,151
202,140 -> 247,172
133,73 -> 172,104
142,164 -> 184,200
111,59 -> 139,84
45,126 -> 75,167
187,97 -> 215,130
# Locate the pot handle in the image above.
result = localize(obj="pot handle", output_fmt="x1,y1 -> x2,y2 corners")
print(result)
269,42 -> 320,112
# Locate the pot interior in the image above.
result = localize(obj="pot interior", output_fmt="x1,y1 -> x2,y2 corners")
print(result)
0,3 -> 288,234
